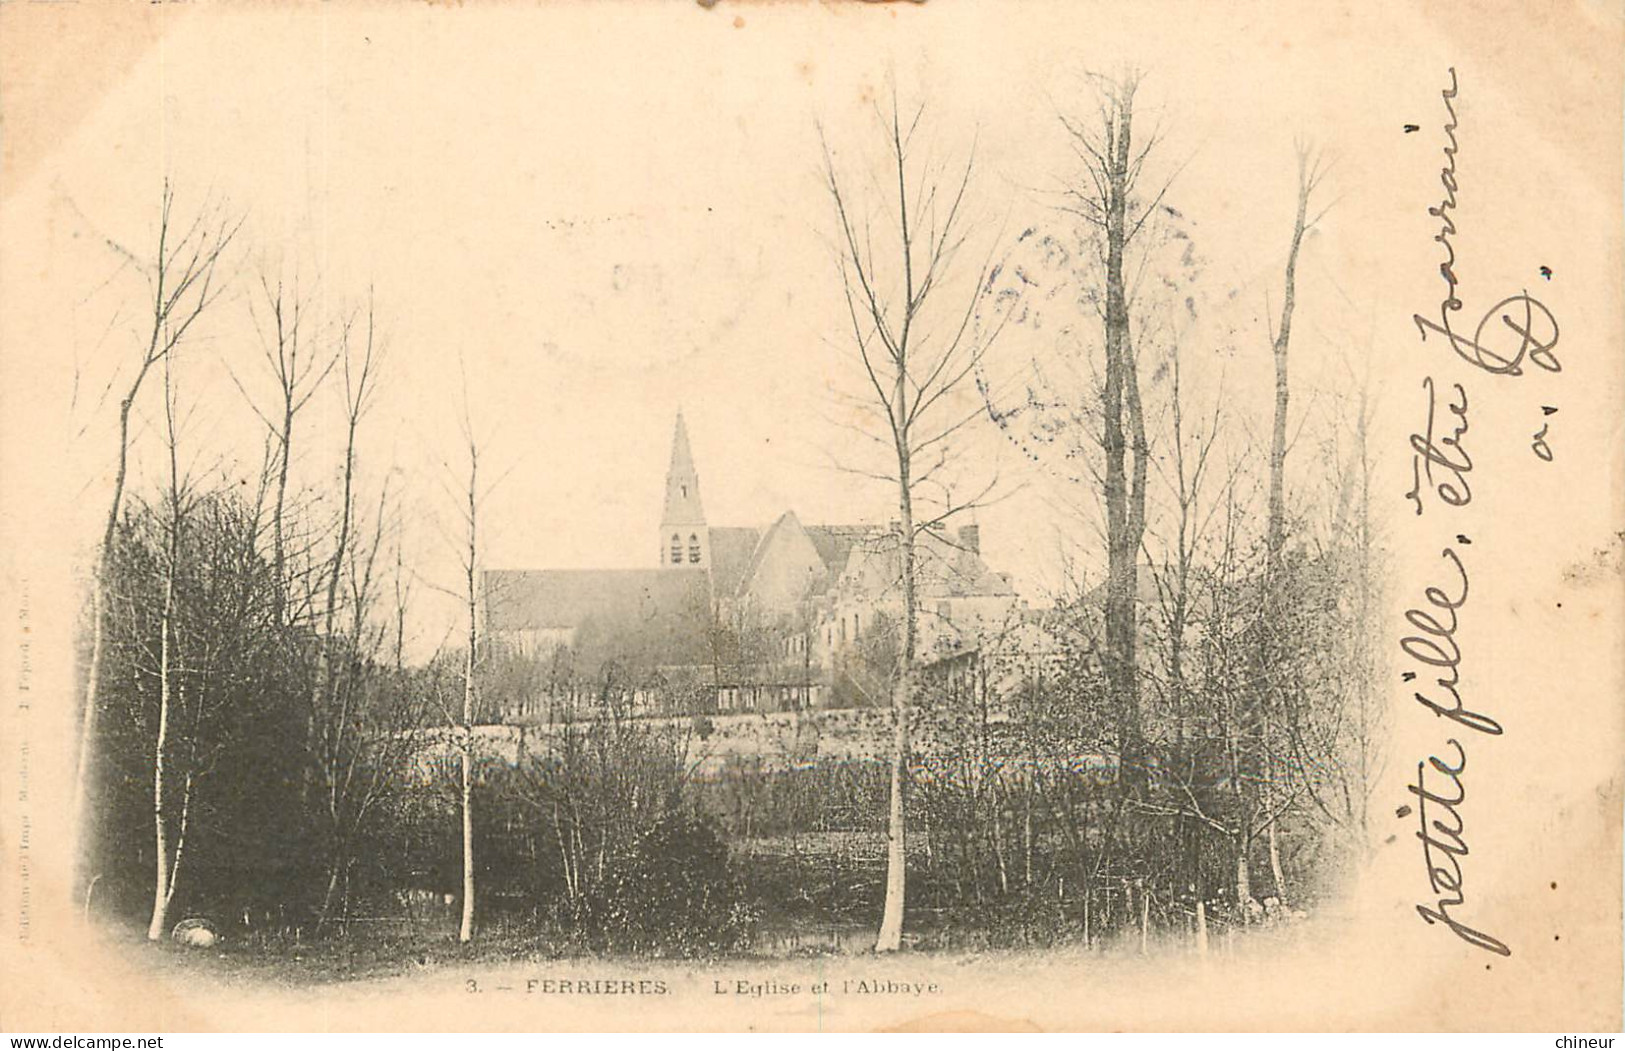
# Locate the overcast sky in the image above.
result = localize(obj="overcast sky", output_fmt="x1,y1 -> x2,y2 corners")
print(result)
7,0 -> 1600,659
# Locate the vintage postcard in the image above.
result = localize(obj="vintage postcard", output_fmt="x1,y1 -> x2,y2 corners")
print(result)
1,0 -> 1620,1034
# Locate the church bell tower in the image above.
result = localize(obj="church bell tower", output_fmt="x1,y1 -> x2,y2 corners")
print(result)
659,411 -> 709,569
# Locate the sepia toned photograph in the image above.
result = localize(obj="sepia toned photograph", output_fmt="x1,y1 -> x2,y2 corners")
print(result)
1,0 -> 1620,1034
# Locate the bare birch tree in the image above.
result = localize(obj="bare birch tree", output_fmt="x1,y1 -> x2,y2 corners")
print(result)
820,91 -> 1011,952
145,351 -> 189,940
432,377 -> 504,944
118,439 -> 280,941
70,182 -> 238,904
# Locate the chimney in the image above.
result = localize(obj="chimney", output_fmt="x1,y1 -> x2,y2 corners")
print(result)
958,524 -> 981,555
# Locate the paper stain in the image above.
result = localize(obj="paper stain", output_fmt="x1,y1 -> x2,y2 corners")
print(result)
1560,530 -> 1625,587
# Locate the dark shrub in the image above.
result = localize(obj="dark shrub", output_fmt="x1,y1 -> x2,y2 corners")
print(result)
575,814 -> 757,957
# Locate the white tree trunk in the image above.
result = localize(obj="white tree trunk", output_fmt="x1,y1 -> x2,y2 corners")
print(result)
875,693 -> 908,951
146,578 -> 175,942
1257,149 -> 1316,914
71,394 -> 142,904
1268,814 -> 1287,903
70,586 -> 107,896
1235,841 -> 1252,924
875,383 -> 916,954
459,738 -> 475,943
458,446 -> 479,945
1139,883 -> 1150,954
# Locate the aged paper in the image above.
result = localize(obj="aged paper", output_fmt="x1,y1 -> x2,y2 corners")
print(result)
2,0 -> 1621,1033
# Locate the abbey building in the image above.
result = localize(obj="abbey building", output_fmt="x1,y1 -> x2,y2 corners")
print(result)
484,412 -> 1022,718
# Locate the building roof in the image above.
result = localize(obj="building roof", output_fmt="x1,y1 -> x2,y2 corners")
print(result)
660,411 -> 706,528
708,526 -> 762,597
835,528 -> 1016,601
484,568 -> 713,662
717,518 -> 885,604
804,524 -> 884,582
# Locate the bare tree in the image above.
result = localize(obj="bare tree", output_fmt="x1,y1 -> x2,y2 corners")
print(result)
1272,366 -> 1385,864
232,269 -> 336,623
1059,71 -> 1165,798
115,446 -> 281,942
70,182 -> 238,904
1143,342 -> 1229,897
310,475 -> 430,933
457,420 -> 480,944
431,377 -> 507,944
308,299 -> 387,927
820,90 -> 1011,952
145,351 -> 189,940
1250,144 -> 1331,905
127,350 -> 286,942
1264,146 -> 1331,571
1334,376 -> 1383,843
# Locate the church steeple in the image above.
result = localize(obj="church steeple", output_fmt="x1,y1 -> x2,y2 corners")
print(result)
660,411 -> 709,568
